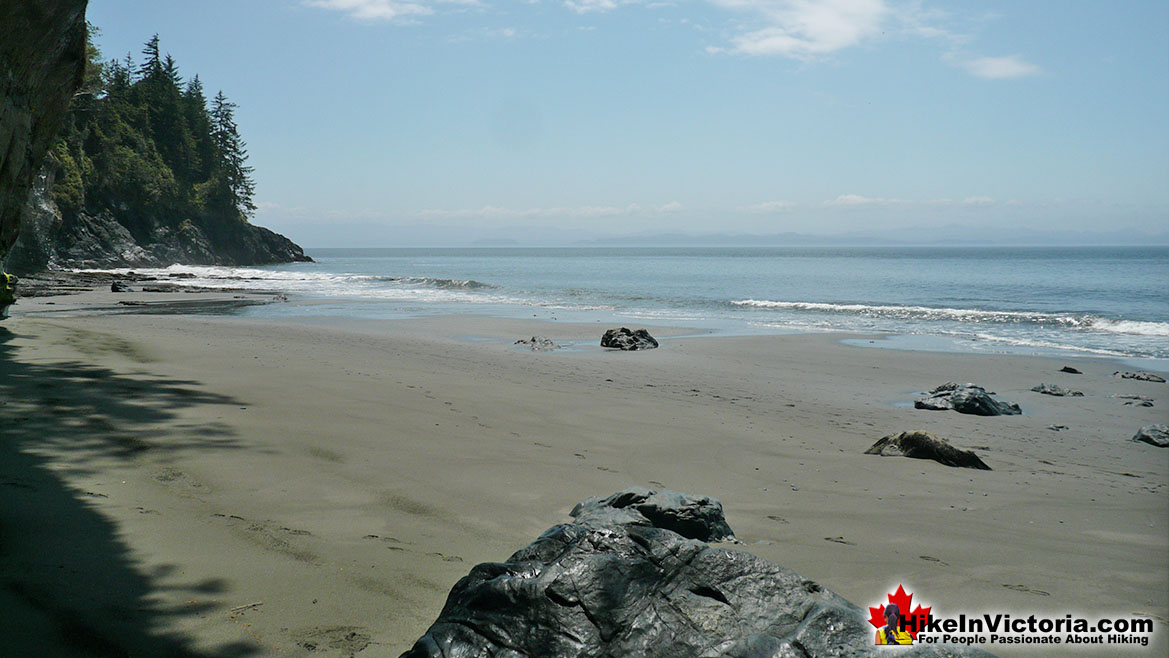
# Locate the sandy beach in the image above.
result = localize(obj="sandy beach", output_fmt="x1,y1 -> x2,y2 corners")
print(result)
2,289 -> 1166,657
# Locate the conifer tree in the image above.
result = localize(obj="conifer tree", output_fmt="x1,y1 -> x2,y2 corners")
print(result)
210,91 -> 256,218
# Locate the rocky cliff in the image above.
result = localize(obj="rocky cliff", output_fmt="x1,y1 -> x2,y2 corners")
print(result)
0,1 -> 89,262
2,3 -> 310,274
5,180 -> 310,273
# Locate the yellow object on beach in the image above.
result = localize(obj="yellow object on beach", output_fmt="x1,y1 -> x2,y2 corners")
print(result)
1,272 -> 16,315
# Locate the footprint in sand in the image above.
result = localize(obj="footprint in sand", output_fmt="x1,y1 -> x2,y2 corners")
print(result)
1003,583 -> 1050,596
364,534 -> 408,551
294,626 -> 372,655
212,513 -> 319,563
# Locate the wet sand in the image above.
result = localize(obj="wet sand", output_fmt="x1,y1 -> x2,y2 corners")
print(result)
2,289 -> 1166,656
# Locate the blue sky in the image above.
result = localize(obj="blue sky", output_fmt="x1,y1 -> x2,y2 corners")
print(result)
87,0 -> 1169,246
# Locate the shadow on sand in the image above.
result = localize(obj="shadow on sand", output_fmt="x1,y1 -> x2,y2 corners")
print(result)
0,323 -> 259,657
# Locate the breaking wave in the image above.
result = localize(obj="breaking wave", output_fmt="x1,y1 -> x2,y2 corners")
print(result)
731,299 -> 1169,337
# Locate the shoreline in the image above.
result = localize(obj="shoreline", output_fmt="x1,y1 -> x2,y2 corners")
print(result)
10,278 -> 1169,375
1,288 -> 1166,656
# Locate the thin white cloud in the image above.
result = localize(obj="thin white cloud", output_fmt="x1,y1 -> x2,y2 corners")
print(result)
563,0 -> 636,14
743,200 -> 797,212
305,0 -> 479,23
709,0 -> 889,59
961,54 -> 1040,79
825,193 -> 896,206
826,194 -> 998,207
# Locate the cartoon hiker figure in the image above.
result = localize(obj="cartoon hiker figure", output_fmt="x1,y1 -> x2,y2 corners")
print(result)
875,603 -> 913,645
0,272 -> 16,319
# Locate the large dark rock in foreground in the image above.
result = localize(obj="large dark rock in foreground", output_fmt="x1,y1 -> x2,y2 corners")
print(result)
915,383 -> 1021,416
601,327 -> 659,351
866,431 -> 992,470
1132,424 -> 1169,448
400,487 -> 993,658
0,1 -> 88,261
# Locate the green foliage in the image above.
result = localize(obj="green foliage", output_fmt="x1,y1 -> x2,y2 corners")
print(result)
47,31 -> 258,238
50,141 -> 84,213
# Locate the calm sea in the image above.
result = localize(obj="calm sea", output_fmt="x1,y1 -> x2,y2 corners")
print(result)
98,247 -> 1169,362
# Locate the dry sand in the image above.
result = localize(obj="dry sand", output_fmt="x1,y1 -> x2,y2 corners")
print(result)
2,289 -> 1166,656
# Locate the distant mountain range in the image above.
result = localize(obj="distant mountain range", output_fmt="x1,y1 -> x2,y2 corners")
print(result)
465,226 -> 1169,248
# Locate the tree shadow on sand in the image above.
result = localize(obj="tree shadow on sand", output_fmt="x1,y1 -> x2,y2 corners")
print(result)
0,323 -> 260,657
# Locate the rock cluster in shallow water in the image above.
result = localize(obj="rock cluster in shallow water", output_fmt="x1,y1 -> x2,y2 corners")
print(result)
915,383 -> 1021,416
600,327 -> 659,351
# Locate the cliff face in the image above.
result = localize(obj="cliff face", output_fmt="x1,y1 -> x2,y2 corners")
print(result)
2,3 -> 310,274
0,1 -> 89,262
6,186 -> 310,273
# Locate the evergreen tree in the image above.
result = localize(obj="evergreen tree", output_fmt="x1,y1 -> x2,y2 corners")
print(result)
209,91 -> 256,218
137,34 -> 161,80
41,30 -> 260,240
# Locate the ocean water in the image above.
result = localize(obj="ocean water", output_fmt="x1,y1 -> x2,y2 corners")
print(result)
93,247 -> 1169,361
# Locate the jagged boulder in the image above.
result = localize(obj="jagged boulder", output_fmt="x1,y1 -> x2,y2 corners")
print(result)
865,431 -> 991,470
1132,425 -> 1169,448
601,327 -> 658,351
400,488 -> 994,658
915,383 -> 1021,416
571,487 -> 736,543
1031,383 -> 1083,397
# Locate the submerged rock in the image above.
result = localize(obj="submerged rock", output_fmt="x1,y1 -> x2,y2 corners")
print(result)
1113,371 -> 1166,383
1059,366 -> 1082,374
865,431 -> 992,470
514,336 -> 560,351
1132,425 -> 1169,448
1031,383 -> 1083,397
400,488 -> 993,658
915,383 -> 1021,416
601,327 -> 659,351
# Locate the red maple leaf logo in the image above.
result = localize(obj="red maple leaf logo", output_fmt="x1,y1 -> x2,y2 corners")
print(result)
868,584 -> 932,640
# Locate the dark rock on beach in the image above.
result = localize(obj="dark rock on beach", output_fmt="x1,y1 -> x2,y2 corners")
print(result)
1059,366 -> 1082,374
1113,371 -> 1166,383
1132,425 -> 1169,448
601,327 -> 659,351
110,280 -> 132,293
400,488 -> 993,658
865,431 -> 992,470
514,336 -> 560,351
1112,394 -> 1154,407
1031,383 -> 1083,397
571,487 -> 736,543
915,383 -> 1021,416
